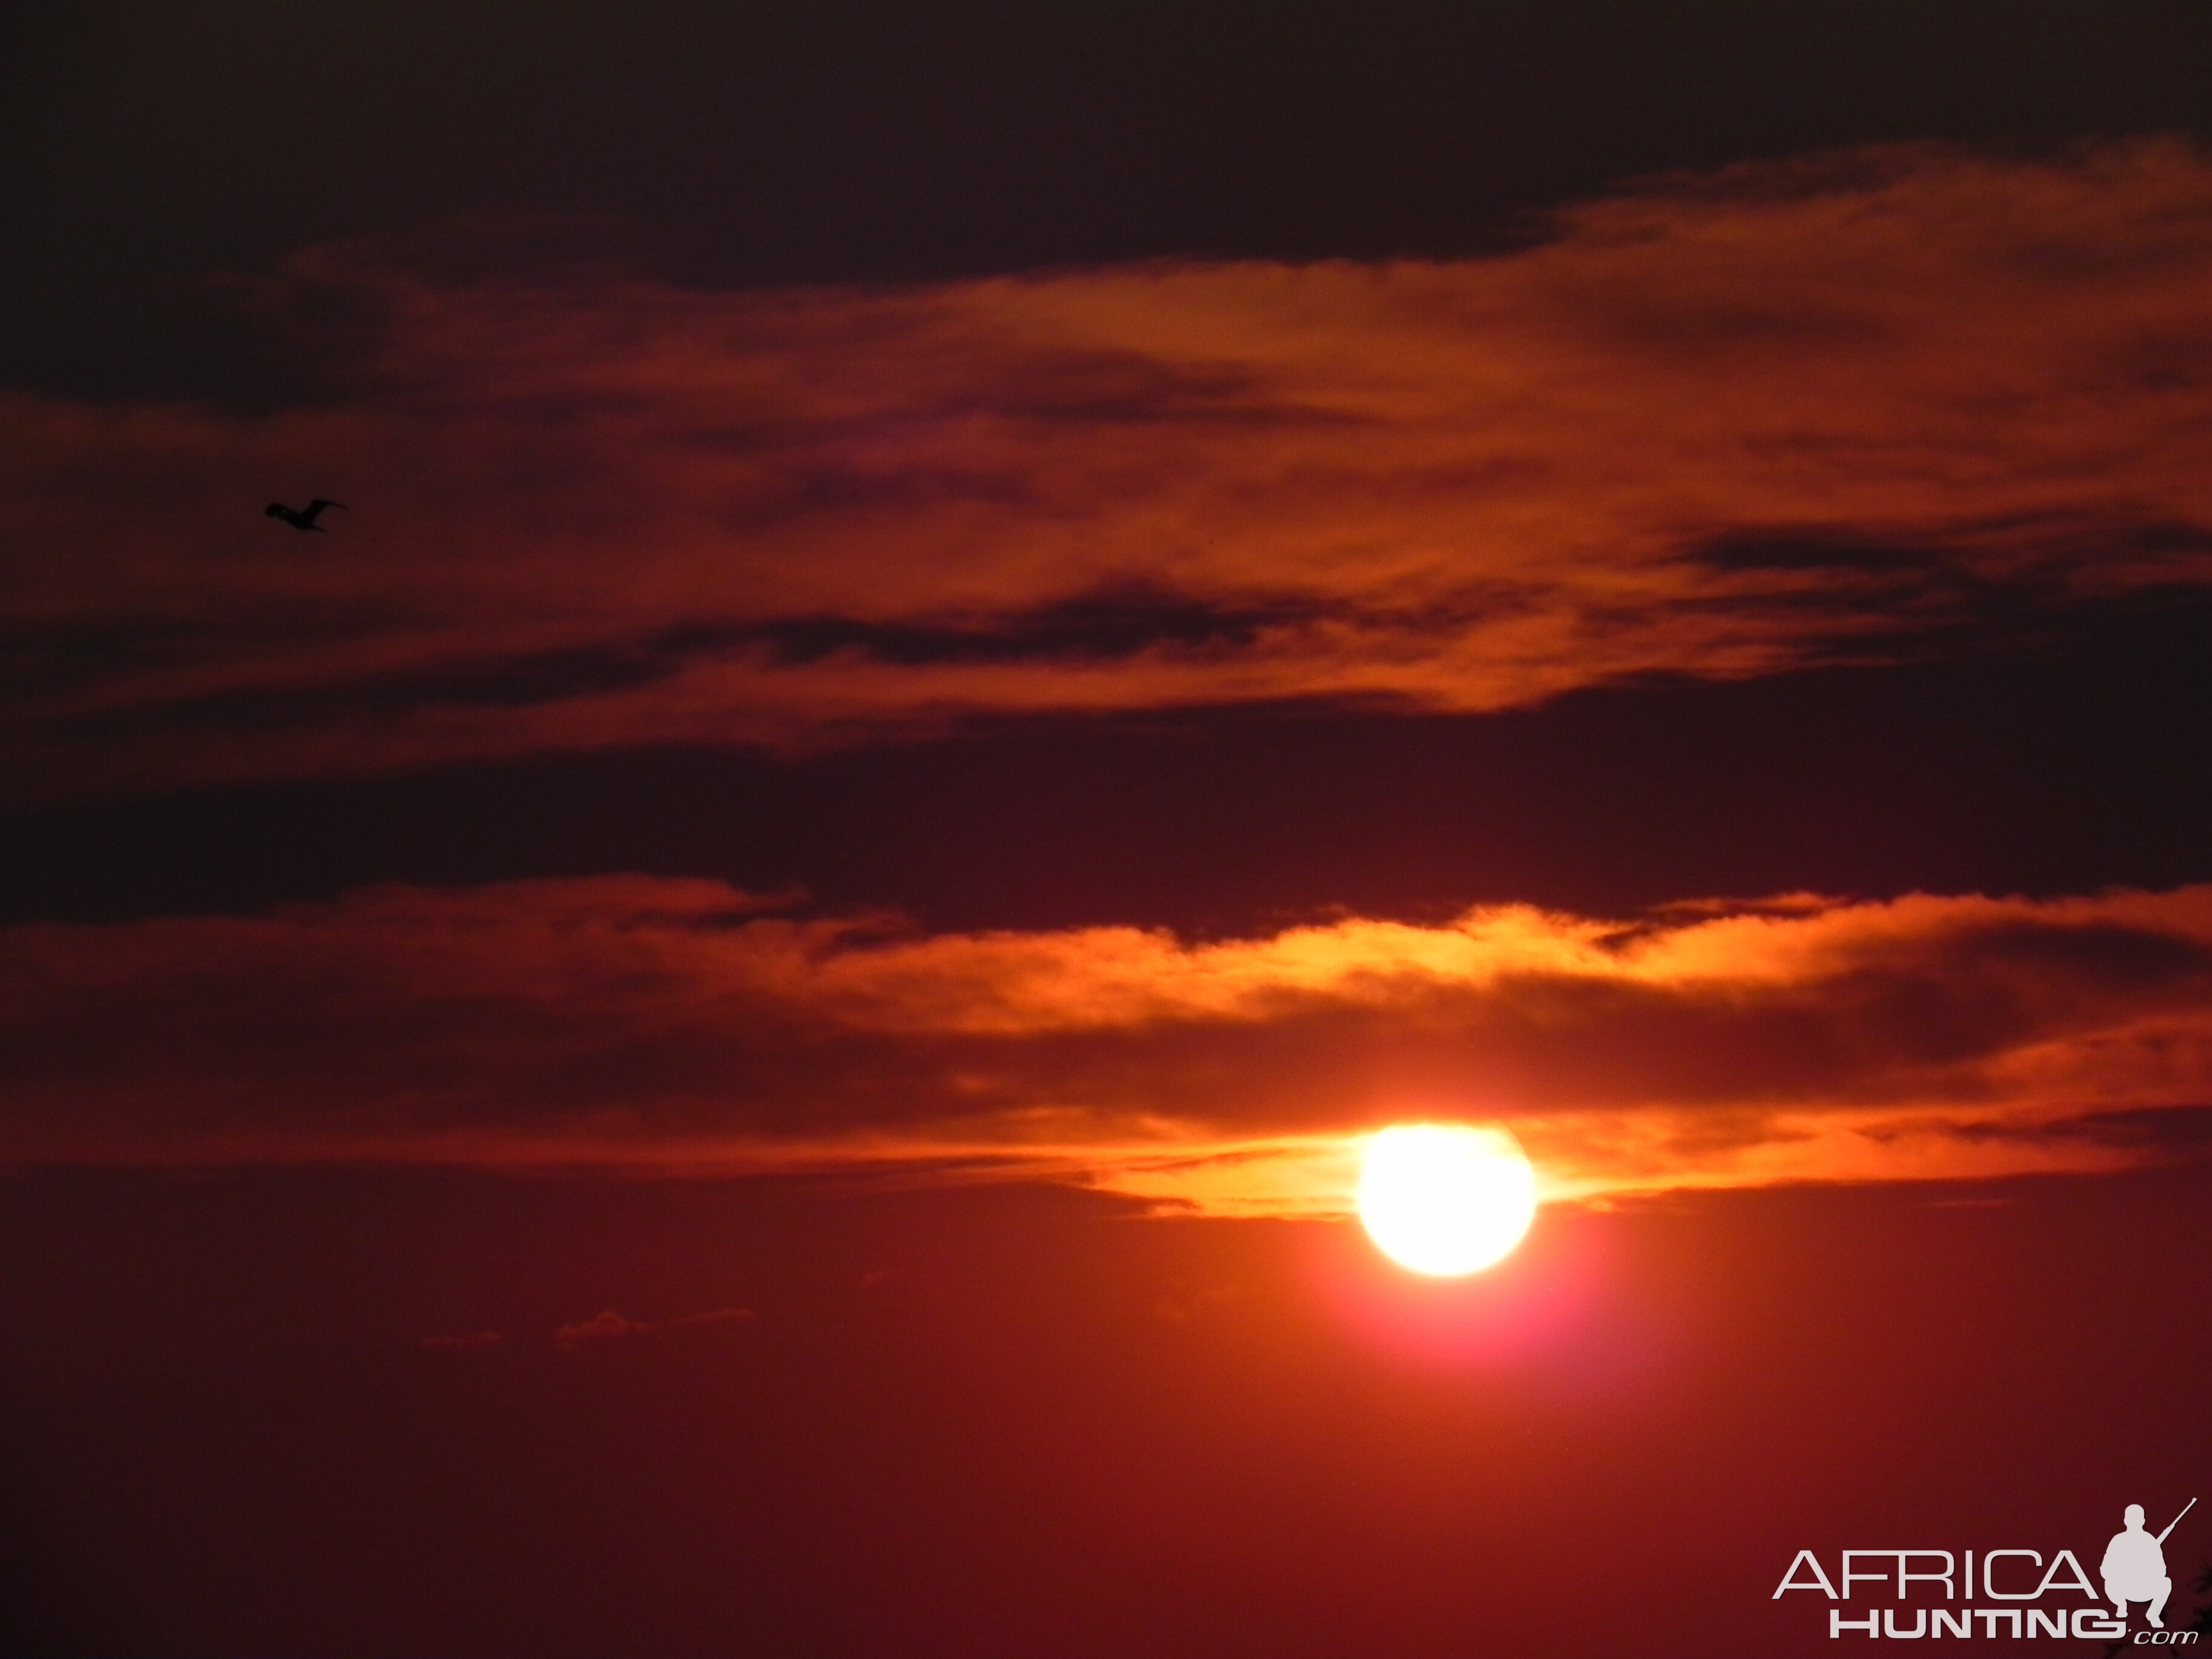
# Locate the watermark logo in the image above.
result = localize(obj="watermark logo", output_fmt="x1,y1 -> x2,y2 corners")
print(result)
1775,1498 -> 2199,1641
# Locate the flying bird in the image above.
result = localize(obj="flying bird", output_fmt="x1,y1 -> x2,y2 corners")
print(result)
264,498 -> 349,531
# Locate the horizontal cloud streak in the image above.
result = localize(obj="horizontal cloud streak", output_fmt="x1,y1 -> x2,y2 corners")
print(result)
7,142 -> 2212,797
5,877 -> 2210,1208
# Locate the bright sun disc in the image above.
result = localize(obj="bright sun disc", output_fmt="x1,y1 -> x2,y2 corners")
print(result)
1357,1124 -> 1537,1275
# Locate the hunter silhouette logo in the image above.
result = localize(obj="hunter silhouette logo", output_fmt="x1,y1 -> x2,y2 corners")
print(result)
2107,1500 -> 2195,1631
1775,1497 -> 2200,1641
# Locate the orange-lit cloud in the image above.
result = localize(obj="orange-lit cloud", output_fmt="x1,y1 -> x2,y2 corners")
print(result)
5,877 -> 2210,1209
7,142 -> 2212,799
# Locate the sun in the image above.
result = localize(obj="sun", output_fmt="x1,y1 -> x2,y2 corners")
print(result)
1356,1123 -> 1538,1275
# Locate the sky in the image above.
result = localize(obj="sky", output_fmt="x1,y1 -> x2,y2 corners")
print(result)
4,4 -> 2211,1655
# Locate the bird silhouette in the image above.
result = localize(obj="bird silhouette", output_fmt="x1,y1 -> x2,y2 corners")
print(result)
265,498 -> 348,531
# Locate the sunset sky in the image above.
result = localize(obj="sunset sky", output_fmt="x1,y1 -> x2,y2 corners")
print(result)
4,5 -> 2210,1655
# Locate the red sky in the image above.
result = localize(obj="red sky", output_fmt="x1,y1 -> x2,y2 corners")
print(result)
4,6 -> 2211,1657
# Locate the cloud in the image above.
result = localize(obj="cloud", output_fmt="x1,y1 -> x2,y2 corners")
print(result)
553,1310 -> 641,1347
552,1307 -> 755,1349
5,876 -> 2211,1208
7,142 -> 2212,799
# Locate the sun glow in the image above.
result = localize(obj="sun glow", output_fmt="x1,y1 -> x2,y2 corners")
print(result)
1357,1124 -> 1538,1275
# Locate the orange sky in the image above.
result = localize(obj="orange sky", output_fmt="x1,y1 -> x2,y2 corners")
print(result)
8,141 -> 2212,800
12,15 -> 2212,1656
15,12 -> 2212,1659
10,141 -> 2212,1216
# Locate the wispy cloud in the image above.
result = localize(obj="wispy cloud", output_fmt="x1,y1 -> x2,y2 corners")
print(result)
5,877 -> 2210,1209
552,1307 -> 754,1349
7,142 -> 2212,798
